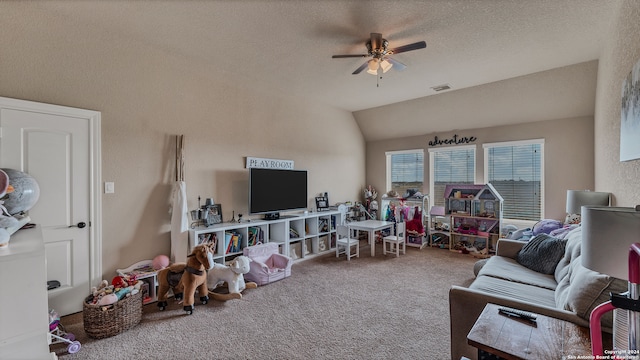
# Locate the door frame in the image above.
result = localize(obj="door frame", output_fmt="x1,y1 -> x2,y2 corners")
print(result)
0,96 -> 103,291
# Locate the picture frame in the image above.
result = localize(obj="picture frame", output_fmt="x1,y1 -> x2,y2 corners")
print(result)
315,196 -> 329,211
621,58 -> 640,161
205,204 -> 223,225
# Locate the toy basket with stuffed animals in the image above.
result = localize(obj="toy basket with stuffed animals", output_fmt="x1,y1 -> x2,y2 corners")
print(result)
83,286 -> 143,339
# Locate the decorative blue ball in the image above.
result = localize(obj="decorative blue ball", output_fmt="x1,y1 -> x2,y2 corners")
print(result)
1,168 -> 40,215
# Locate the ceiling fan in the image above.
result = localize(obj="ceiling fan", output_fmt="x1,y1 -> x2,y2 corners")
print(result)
332,33 -> 427,75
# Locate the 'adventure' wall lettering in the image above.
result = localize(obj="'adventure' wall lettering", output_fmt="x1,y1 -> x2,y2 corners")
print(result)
428,134 -> 477,147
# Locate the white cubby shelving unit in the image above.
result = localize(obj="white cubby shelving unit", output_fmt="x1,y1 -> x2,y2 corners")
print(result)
188,210 -> 341,265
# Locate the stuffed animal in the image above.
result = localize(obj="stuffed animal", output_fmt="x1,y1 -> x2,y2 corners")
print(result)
156,243 -> 215,315
532,219 -> 563,235
564,212 -> 581,225
87,279 -> 141,306
207,255 -> 257,301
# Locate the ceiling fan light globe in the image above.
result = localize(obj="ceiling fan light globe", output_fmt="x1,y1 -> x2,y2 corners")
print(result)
367,59 -> 379,71
380,59 -> 393,73
366,68 -> 378,75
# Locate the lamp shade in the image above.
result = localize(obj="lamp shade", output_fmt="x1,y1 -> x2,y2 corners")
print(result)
581,206 -> 640,280
380,59 -> 393,73
566,190 -> 611,215
367,59 -> 379,75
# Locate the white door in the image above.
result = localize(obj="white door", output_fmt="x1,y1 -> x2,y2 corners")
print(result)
0,97 -> 101,316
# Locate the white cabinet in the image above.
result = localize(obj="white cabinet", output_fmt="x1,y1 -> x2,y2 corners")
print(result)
0,226 -> 54,359
188,211 -> 340,264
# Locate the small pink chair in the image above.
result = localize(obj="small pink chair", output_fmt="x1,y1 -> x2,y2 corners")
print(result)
242,242 -> 293,286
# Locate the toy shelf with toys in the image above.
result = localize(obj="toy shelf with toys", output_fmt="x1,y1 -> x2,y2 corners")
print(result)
443,183 -> 503,258
116,259 -> 161,304
188,210 -> 341,264
379,194 -> 430,249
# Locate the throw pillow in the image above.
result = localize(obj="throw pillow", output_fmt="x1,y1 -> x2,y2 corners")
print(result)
555,260 -> 627,327
516,234 -> 567,274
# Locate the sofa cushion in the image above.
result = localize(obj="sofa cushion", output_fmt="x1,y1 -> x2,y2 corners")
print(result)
477,256 -> 557,291
516,234 -> 567,274
469,275 -> 557,308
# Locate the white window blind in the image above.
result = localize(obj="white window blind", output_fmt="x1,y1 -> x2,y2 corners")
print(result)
429,145 -> 476,207
484,140 -> 544,221
386,150 -> 424,196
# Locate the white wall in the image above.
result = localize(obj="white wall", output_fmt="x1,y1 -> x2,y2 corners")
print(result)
0,4 -> 365,278
360,63 -> 598,220
594,0 -> 640,206
366,116 -> 594,221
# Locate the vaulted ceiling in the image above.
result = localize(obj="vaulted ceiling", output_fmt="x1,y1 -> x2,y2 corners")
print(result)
35,0 -> 618,139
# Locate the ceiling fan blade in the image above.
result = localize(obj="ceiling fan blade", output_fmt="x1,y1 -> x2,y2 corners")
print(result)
386,57 -> 407,71
370,33 -> 383,50
389,41 -> 426,55
332,54 -> 368,59
352,61 -> 369,75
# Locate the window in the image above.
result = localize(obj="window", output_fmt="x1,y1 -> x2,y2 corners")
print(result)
385,150 -> 424,196
428,145 -> 476,207
483,139 -> 544,221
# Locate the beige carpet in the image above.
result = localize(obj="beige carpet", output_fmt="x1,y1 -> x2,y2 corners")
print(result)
52,244 -> 478,360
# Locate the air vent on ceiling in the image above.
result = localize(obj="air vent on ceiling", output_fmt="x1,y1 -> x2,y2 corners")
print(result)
431,84 -> 451,92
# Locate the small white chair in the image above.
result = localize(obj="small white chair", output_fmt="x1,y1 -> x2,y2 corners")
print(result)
383,222 -> 406,257
336,225 -> 359,261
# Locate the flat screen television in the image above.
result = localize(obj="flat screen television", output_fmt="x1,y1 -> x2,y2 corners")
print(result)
249,168 -> 308,219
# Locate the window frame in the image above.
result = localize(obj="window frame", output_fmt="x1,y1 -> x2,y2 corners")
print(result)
385,149 -> 425,195
482,138 -> 545,223
428,144 -> 477,207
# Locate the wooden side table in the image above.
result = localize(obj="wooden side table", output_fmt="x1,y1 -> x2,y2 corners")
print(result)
467,303 -> 604,360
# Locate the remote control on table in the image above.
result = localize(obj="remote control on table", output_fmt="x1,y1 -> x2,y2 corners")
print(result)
498,307 -> 537,321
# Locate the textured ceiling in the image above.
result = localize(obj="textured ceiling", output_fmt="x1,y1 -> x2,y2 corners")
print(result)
38,1 -> 617,115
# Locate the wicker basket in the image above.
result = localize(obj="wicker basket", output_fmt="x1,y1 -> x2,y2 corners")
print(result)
83,290 -> 143,339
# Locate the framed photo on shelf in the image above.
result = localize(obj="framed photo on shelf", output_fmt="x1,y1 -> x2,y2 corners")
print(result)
315,196 -> 329,211
206,204 -> 223,224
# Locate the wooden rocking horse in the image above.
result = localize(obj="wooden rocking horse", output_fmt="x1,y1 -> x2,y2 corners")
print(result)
156,243 -> 215,315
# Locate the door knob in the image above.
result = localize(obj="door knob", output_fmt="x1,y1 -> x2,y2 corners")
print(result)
69,222 -> 87,228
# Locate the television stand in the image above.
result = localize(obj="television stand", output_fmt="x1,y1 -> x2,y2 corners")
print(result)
188,210 -> 341,263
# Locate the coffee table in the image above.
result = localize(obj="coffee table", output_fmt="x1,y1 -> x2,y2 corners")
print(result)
467,303 -> 606,360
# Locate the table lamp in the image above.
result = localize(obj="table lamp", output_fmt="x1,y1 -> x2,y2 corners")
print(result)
582,205 -> 640,356
566,190 -> 611,215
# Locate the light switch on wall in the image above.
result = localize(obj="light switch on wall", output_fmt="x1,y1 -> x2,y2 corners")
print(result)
105,182 -> 115,194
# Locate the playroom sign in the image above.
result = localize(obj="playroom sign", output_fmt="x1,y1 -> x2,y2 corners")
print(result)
246,157 -> 294,169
